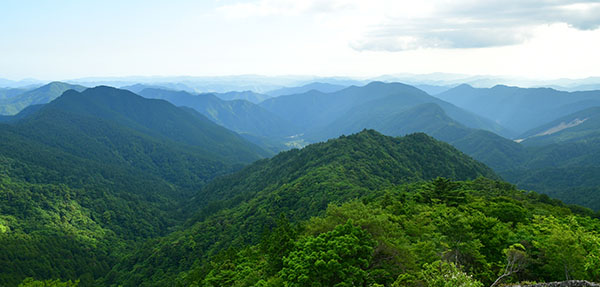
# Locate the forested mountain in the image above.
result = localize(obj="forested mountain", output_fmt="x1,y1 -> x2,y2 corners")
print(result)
0,82 -> 86,115
120,83 -> 195,94
413,83 -> 453,95
255,81 -> 600,211
214,90 -> 272,103
56,86 -> 268,159
265,82 -> 347,97
2,82 -> 600,286
518,107 -> 600,146
492,108 -> 600,210
436,84 -> 600,135
260,81 -> 511,137
106,131 -> 600,287
0,87 -> 29,100
183,178 -> 600,286
305,102 -> 525,172
138,88 -> 297,141
0,86 -> 267,286
109,130 -> 499,285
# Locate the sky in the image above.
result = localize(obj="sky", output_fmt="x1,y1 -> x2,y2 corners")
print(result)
1,0 -> 600,81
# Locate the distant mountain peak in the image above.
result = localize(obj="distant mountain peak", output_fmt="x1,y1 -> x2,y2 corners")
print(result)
0,81 -> 86,115
455,83 -> 475,89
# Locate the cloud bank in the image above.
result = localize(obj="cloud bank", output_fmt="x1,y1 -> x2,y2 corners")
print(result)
219,0 -> 600,51
352,0 -> 600,51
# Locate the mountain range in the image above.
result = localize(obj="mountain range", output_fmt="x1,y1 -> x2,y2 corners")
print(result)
0,85 -> 271,286
265,82 -> 347,97
0,82 -> 86,115
260,81 -> 510,137
1,79 -> 600,286
136,88 -> 300,152
436,84 -> 600,135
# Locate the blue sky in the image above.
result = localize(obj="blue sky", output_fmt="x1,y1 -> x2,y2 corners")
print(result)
2,0 -> 600,80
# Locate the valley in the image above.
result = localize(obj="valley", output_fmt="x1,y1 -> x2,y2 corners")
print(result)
1,79 -> 600,286
4,1 -> 600,285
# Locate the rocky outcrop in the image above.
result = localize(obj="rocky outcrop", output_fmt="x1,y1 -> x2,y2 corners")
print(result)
505,281 -> 600,287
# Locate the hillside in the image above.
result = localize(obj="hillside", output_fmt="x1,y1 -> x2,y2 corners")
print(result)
110,130 -> 499,285
214,90 -> 272,103
49,86 -> 268,161
0,87 -> 29,100
472,107 -> 600,209
0,86 -> 268,286
500,135 -> 600,210
518,107 -> 600,146
138,88 -> 297,142
180,177 -> 600,286
260,81 -> 511,137
0,82 -> 86,115
307,102 -> 525,172
120,83 -> 195,94
265,82 -> 347,97
436,84 -> 600,135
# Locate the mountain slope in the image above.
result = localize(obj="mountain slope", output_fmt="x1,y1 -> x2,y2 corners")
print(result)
266,82 -> 347,97
184,177 -> 599,286
1,85 -> 267,237
0,86 -> 268,285
111,130 -> 499,285
308,103 -> 462,141
436,84 -> 600,135
518,107 -> 600,146
214,90 -> 272,103
260,81 -> 510,137
307,101 -> 525,172
49,86 -> 268,161
0,81 -> 86,115
120,83 -> 195,94
0,87 -> 29,100
498,113 -> 600,210
138,88 -> 297,141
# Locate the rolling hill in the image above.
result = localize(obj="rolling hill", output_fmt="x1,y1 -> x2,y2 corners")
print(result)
436,84 -> 600,135
493,108 -> 600,210
45,86 -> 268,161
214,90 -> 272,103
0,81 -> 86,115
307,102 -> 526,172
518,107 -> 600,146
0,86 -> 268,285
110,130 -> 500,286
0,87 -> 29,100
265,82 -> 347,97
260,81 -> 511,137
138,88 -> 297,140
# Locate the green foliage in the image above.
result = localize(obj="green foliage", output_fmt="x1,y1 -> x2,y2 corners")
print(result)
138,88 -> 296,140
393,260 -> 483,287
173,177 -> 600,287
2,99 -> 600,287
18,278 -> 79,287
111,130 -> 497,285
0,85 -> 269,285
0,82 -> 86,115
279,220 -> 374,287
260,215 -> 298,274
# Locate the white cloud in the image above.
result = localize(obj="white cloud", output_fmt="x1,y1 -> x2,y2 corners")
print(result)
219,0 -> 600,51
287,0 -> 600,51
217,0 -> 600,51
217,0 -> 355,18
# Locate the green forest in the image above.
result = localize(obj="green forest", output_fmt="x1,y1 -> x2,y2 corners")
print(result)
4,0 -> 600,285
1,129 -> 599,286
